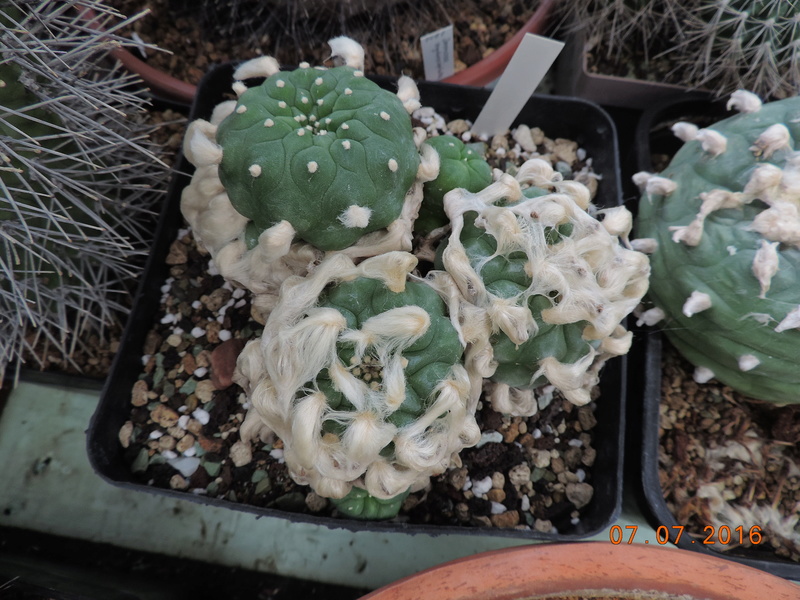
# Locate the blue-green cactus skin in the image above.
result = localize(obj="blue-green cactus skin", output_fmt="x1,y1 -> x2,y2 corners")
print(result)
215,65 -> 420,251
635,96 -> 800,404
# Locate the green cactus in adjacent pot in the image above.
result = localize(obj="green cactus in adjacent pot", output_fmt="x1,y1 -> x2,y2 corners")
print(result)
234,251 -> 480,519
415,135 -> 492,237
181,37 -> 437,318
634,90 -> 800,404
440,159 -> 650,416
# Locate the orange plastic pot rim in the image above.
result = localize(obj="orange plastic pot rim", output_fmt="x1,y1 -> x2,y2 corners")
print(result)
360,542 -> 799,600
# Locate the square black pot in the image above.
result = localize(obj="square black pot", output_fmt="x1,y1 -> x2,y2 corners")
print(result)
634,95 -> 800,580
87,63 -> 626,539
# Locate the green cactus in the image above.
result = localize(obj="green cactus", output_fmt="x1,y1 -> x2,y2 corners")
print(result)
415,135 -> 492,236
235,251 -> 480,519
635,92 -> 800,404
215,63 -> 420,251
0,3 -> 165,382
676,0 -> 800,100
441,160 -> 649,413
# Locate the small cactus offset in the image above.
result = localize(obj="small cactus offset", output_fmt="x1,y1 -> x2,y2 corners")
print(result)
234,251 -> 480,518
440,159 -> 650,415
181,38 -> 438,315
0,2 -> 166,383
415,135 -> 492,237
635,90 -> 800,404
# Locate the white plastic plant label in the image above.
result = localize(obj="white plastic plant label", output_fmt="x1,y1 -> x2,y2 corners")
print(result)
421,25 -> 455,81
472,34 -> 564,137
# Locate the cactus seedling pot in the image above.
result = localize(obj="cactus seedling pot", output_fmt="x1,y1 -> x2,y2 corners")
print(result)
88,62 -> 626,539
634,95 -> 800,580
359,542 -> 800,600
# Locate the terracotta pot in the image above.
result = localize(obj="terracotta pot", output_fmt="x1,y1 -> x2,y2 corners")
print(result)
82,0 -> 555,104
359,542 -> 800,600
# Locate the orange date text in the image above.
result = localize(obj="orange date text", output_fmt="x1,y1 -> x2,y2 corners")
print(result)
609,525 -> 763,546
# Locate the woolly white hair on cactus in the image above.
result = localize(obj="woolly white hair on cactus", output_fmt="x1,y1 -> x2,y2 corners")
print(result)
233,252 -> 481,514
440,158 -> 650,415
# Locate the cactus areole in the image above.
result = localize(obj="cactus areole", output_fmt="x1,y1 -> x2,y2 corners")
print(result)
635,93 -> 800,404
215,64 -> 420,251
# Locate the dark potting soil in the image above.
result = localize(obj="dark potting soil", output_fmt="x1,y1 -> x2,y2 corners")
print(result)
659,345 -> 800,563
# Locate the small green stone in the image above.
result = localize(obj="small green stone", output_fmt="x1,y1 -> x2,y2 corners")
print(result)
203,460 -> 221,477
132,448 -> 149,473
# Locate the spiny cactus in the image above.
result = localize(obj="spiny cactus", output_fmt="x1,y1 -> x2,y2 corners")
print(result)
439,159 -> 650,415
181,37 -> 438,318
0,2 -> 167,383
674,0 -> 800,100
559,0 -> 800,99
234,251 -> 480,518
635,90 -> 800,404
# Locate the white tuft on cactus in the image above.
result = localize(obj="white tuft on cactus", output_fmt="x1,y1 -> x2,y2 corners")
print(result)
671,122 -> 699,142
727,90 -> 762,114
682,291 -> 712,317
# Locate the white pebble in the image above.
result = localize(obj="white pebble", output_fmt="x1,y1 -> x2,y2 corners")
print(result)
141,354 -> 151,366
183,446 -> 196,457
568,439 -> 583,447
192,408 -> 210,425
161,450 -> 178,459
234,299 -> 247,308
218,330 -> 232,342
232,288 -> 246,299
472,475 -> 493,497
190,327 -> 206,338
178,415 -> 191,429
167,456 -> 201,477
149,430 -> 163,440
532,429 -> 542,439
490,502 -> 507,515
476,431 -> 503,448
576,469 -> 586,482
193,367 -> 208,378
521,495 -> 531,511
191,300 -> 202,309
270,448 -> 285,463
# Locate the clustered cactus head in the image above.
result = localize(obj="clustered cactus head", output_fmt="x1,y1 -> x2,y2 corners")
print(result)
234,251 -> 480,517
181,37 -> 438,315
0,2 -> 166,383
180,37 -> 650,518
215,56 -> 420,251
635,90 -> 800,404
441,159 -> 649,415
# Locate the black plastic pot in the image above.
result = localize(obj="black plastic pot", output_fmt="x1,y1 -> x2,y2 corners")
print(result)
635,96 -> 800,580
87,63 -> 626,539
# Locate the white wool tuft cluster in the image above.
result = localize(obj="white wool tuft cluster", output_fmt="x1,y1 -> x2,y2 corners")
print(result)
441,158 -> 650,414
233,252 -> 481,500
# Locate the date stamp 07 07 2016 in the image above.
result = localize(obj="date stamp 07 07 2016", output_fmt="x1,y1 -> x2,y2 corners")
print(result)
609,525 -> 764,546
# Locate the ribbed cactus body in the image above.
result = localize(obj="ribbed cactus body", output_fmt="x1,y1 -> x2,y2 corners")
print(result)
416,135 -> 492,236
215,64 -> 420,251
441,163 -> 649,412
235,252 -> 480,518
635,94 -> 800,403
